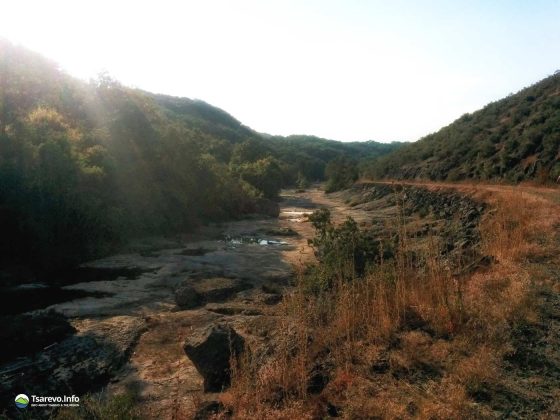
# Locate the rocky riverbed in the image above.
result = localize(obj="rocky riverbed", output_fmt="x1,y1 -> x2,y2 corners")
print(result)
0,184 -> 488,418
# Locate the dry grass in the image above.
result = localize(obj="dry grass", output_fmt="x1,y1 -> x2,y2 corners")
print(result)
222,185 -> 560,419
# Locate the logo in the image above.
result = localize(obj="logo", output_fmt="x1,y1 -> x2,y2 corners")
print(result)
15,394 -> 29,409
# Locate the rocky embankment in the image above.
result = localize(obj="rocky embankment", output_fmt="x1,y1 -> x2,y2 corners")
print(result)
344,182 -> 488,268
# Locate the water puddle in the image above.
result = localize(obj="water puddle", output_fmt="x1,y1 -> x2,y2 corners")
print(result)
222,235 -> 289,247
279,210 -> 313,222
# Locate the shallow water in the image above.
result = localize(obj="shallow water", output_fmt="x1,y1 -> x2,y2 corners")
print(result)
279,209 -> 313,222
222,235 -> 289,247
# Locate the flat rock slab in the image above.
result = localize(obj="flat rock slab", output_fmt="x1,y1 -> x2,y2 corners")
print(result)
193,277 -> 251,301
0,311 -> 76,363
175,278 -> 252,309
0,315 -> 145,415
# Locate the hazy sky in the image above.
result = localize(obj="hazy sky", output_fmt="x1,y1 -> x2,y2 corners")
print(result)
1,0 -> 559,142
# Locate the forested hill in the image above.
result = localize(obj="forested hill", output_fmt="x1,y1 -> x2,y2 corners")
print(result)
365,72 -> 560,182
0,40 -> 400,273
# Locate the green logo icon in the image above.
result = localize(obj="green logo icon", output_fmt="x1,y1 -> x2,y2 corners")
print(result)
15,394 -> 29,409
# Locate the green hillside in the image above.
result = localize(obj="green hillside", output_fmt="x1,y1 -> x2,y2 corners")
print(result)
365,73 -> 560,182
0,40 -> 400,274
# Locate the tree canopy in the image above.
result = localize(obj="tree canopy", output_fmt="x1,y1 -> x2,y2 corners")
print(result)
0,40 -> 401,274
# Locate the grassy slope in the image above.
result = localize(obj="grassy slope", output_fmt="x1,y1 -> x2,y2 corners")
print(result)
367,73 -> 560,182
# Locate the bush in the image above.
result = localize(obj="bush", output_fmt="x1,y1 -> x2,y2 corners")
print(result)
305,208 -> 387,291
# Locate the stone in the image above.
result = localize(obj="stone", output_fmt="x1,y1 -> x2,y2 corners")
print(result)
184,323 -> 244,392
0,316 -> 145,417
193,277 -> 251,302
0,310 -> 76,363
263,293 -> 282,305
263,227 -> 298,236
205,303 -> 262,316
174,285 -> 202,309
175,278 -> 251,309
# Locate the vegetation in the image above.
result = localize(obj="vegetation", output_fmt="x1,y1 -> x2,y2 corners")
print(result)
365,72 -> 560,182
305,208 -> 387,291
2,37 -> 560,420
0,40 -> 401,277
55,391 -> 140,420
223,186 -> 559,418
266,134 -> 403,184
324,156 -> 359,192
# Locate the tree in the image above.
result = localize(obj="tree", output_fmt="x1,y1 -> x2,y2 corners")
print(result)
325,156 -> 359,192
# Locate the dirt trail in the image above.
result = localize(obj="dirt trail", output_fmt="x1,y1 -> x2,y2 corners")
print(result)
364,179 -> 560,204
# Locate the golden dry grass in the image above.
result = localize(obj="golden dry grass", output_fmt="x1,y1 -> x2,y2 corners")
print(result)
222,184 -> 560,419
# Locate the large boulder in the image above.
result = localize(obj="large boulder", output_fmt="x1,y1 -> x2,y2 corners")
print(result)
184,323 -> 244,392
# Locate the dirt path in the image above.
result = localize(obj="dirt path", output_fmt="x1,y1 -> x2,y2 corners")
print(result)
363,178 -> 560,205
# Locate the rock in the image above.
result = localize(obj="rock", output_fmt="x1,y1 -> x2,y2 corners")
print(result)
327,403 -> 341,417
370,357 -> 390,374
263,227 -> 298,236
205,303 -> 263,316
263,293 -> 282,305
0,316 -> 145,416
179,247 -> 210,256
175,278 -> 251,309
307,364 -> 331,394
0,310 -> 76,363
184,323 -> 244,392
174,285 -> 202,309
261,283 -> 282,294
194,277 -> 251,302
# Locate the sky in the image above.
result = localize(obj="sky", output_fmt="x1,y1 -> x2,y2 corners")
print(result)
1,0 -> 560,142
